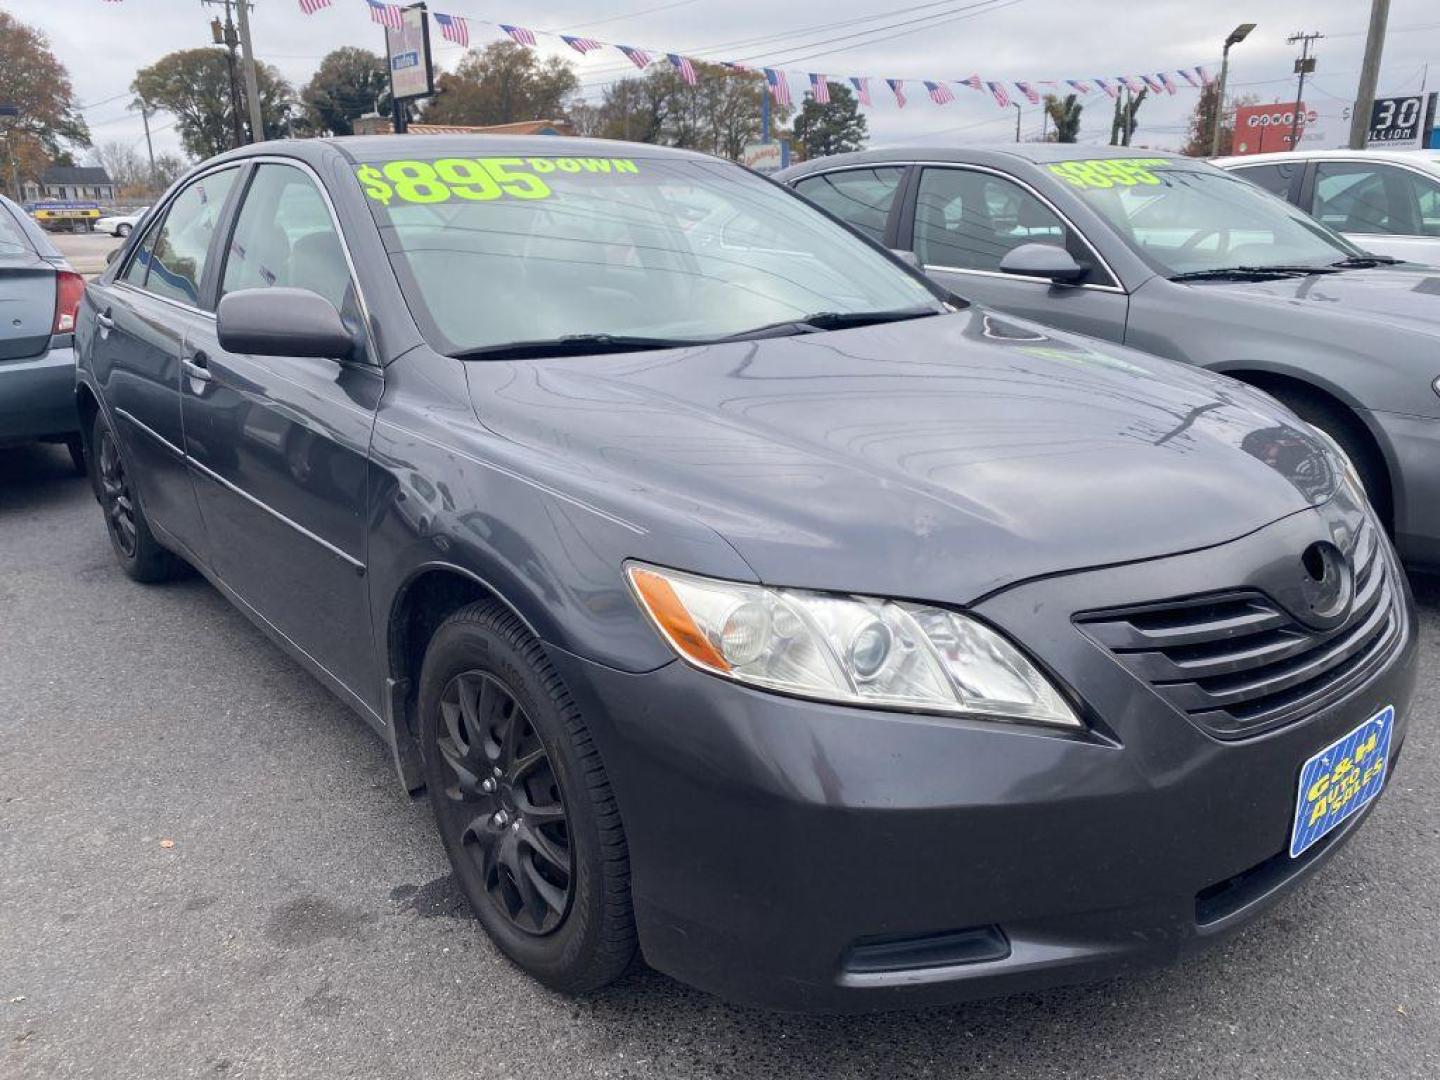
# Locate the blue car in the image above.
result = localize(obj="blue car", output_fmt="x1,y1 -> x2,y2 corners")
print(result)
1,193 -> 85,472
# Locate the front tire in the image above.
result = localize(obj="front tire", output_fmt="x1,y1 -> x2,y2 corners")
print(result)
418,600 -> 637,993
92,412 -> 185,583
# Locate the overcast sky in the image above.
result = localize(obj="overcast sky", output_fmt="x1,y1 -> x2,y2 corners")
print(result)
13,0 -> 1440,162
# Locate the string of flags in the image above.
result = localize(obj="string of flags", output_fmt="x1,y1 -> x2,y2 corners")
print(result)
282,0 -> 1218,110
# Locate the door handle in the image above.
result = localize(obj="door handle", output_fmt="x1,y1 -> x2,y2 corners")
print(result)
96,309 -> 114,331
182,351 -> 213,382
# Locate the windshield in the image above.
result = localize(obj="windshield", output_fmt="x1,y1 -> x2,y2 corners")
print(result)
354,151 -> 943,355
1049,161 -> 1361,276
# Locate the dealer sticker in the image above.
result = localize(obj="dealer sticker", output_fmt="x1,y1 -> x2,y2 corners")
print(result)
1290,706 -> 1394,858
1046,158 -> 1172,189
355,157 -> 640,207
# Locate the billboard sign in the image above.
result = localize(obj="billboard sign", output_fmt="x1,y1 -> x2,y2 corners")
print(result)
740,141 -> 789,173
1366,94 -> 1438,150
386,4 -> 433,102
1231,102 -> 1323,155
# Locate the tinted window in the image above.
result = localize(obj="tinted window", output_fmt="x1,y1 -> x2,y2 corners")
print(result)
222,164 -> 353,312
914,168 -> 1086,275
1313,161 -> 1440,237
792,167 -> 905,243
139,169 -> 238,306
1229,162 -> 1299,199
357,155 -> 940,355
0,204 -> 31,255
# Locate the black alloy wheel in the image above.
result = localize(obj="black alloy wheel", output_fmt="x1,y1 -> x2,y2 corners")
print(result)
434,670 -> 573,935
98,426 -> 138,558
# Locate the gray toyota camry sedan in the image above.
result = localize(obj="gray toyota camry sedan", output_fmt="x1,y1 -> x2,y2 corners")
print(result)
778,146 -> 1440,571
74,137 -> 1417,1011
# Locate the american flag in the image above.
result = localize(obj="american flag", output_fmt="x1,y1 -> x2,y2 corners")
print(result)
500,24 -> 537,46
1156,72 -> 1177,95
850,77 -> 871,107
1174,69 -> 1199,88
297,0 -> 331,14
960,74 -> 983,92
986,80 -> 1010,109
433,13 -> 468,46
1196,65 -> 1213,86
1094,78 -> 1118,99
1118,76 -> 1144,95
925,80 -> 954,105
1066,79 -> 1092,94
809,74 -> 830,104
764,68 -> 791,105
561,35 -> 604,54
619,45 -> 652,69
886,79 -> 907,108
1015,81 -> 1039,104
669,54 -> 698,85
1140,74 -> 1165,95
367,0 -> 403,30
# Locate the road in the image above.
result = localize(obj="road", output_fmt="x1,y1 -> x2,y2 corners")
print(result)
2,442 -> 1438,1080
50,230 -> 124,278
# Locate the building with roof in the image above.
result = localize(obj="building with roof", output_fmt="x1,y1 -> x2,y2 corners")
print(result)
21,165 -> 118,205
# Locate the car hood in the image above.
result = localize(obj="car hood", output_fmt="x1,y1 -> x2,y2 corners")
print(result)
1195,264 -> 1440,333
464,309 -> 1339,603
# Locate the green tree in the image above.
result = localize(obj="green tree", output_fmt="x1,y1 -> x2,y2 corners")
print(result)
133,48 -> 293,160
793,81 -> 867,161
424,42 -> 578,126
1043,93 -> 1083,143
300,47 -> 388,136
0,10 -> 90,193
1109,87 -> 1148,146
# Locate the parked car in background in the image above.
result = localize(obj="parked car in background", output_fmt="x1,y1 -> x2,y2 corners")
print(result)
1214,149 -> 1440,265
0,193 -> 85,472
95,207 -> 149,238
74,136 -> 1416,1011
778,146 -> 1440,570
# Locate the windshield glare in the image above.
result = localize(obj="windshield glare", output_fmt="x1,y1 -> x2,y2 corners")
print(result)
1065,166 -> 1360,276
358,154 -> 941,354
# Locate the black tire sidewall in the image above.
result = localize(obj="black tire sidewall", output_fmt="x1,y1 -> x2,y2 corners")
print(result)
417,609 -> 621,989
91,412 -> 178,582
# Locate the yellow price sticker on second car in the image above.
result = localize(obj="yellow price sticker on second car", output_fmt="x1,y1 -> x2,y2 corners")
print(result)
355,156 -> 641,207
1046,158 -> 1173,189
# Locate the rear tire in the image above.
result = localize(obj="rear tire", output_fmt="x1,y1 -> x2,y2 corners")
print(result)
418,600 -> 637,993
65,435 -> 86,478
92,412 -> 186,583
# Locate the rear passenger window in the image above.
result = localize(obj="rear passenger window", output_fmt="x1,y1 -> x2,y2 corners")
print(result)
1230,162 -> 1298,200
221,164 -> 354,313
792,167 -> 905,243
137,169 -> 238,306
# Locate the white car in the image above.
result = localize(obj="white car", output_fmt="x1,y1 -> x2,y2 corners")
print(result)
1214,149 -> 1440,264
94,207 -> 148,238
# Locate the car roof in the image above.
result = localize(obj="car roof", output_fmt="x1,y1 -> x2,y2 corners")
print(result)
1214,149 -> 1440,168
198,134 -> 716,168
777,143 -> 1202,178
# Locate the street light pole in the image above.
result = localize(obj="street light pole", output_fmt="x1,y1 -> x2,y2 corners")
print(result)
1013,101 -> 1022,142
1349,0 -> 1391,148
1210,22 -> 1256,157
1287,31 -> 1323,150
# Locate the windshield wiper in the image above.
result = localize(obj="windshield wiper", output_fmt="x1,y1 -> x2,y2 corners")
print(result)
452,333 -> 702,360
1169,264 -> 1340,282
1331,254 -> 1401,268
719,306 -> 942,341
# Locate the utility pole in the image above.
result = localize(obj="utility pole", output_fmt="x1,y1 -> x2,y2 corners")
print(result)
207,6 -> 247,147
1287,31 -> 1323,151
1349,0 -> 1390,148
233,0 -> 266,142
138,104 -> 157,189
1211,23 -> 1256,156
1013,101 -> 1021,142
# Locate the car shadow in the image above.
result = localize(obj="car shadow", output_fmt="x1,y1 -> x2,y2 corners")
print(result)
0,443 -> 86,514
1408,569 -> 1439,612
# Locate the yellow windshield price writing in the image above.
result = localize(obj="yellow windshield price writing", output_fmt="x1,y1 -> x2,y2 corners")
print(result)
1047,158 -> 1173,190
356,157 -> 640,206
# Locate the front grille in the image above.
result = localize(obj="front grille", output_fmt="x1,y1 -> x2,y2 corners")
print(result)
1076,520 -> 1400,739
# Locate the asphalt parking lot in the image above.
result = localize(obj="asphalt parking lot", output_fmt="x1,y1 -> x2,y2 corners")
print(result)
49,230 -> 124,278
2,443 -> 1438,1080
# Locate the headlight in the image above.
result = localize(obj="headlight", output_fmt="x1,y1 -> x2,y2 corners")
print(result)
626,563 -> 1080,728
1305,423 -> 1366,503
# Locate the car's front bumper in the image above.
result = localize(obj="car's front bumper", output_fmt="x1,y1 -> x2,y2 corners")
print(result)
547,511 -> 1419,1012
0,339 -> 78,444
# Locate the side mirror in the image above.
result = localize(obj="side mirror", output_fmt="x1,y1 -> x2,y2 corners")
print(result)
217,287 -> 355,360
106,247 -> 120,265
998,243 -> 1088,285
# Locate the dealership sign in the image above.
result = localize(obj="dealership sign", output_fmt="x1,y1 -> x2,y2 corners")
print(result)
740,141 -> 790,174
386,4 -> 434,102
1366,93 -> 1438,150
